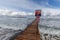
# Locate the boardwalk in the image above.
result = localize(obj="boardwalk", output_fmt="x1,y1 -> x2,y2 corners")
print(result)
14,18 -> 41,40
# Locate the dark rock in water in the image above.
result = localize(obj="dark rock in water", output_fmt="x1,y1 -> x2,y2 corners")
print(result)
17,30 -> 22,31
53,35 -> 60,39
9,30 -> 23,40
50,35 -> 53,37
44,34 -> 48,36
0,27 -> 2,28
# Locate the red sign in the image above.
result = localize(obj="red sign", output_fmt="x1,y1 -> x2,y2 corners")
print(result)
35,10 -> 41,16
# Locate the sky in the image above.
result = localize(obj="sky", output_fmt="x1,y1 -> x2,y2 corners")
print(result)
0,0 -> 60,16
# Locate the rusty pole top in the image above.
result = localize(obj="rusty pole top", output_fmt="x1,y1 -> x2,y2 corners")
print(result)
35,10 -> 41,18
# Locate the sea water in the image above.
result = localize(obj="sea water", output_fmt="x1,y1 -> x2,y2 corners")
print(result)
39,17 -> 60,40
0,16 -> 60,40
0,16 -> 35,40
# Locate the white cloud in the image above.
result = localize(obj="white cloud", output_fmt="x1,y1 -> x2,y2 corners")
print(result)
0,0 -> 60,17
0,8 -> 60,17
0,8 -> 60,16
0,9 -> 33,16
41,8 -> 60,16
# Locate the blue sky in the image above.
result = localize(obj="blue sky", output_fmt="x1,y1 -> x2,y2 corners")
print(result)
30,0 -> 60,8
0,0 -> 60,16
0,0 -> 54,11
0,0 -> 60,12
